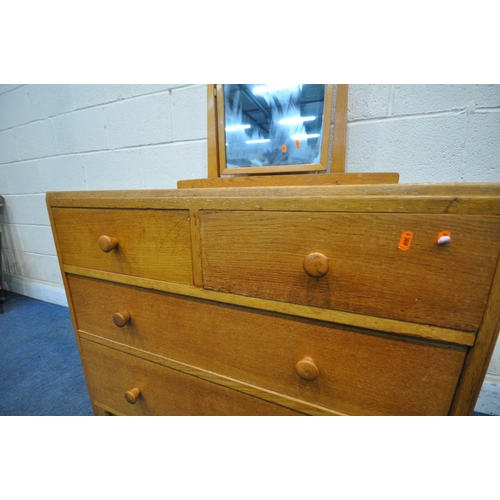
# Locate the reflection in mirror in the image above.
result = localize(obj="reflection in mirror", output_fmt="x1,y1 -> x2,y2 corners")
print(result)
223,84 -> 328,170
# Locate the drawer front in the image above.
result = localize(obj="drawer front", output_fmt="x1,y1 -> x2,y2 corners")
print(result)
80,338 -> 301,416
200,211 -> 500,331
52,207 -> 193,284
70,276 -> 466,416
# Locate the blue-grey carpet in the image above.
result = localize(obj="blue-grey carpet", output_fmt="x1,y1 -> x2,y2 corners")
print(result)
0,291 -> 93,416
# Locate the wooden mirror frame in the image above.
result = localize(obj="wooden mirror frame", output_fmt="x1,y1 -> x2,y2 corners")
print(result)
207,84 -> 348,178
177,84 -> 400,188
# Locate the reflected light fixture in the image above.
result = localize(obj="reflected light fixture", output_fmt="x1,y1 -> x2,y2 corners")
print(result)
246,139 -> 270,144
253,84 -> 301,96
278,116 -> 316,126
226,124 -> 251,132
290,133 -> 320,140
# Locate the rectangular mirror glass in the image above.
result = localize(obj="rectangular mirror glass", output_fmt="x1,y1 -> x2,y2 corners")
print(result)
218,84 -> 333,175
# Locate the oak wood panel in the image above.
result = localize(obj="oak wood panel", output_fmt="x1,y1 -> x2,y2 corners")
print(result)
207,84 -> 220,178
80,338 -> 302,416
52,207 -> 192,284
70,276 -> 465,416
65,266 -> 475,346
330,84 -> 348,173
201,211 -> 500,331
189,209 -> 203,287
177,172 -> 399,189
80,330 -> 341,415
47,183 -> 500,202
47,184 -> 500,215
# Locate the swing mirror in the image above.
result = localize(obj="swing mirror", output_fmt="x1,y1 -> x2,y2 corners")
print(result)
214,84 -> 333,176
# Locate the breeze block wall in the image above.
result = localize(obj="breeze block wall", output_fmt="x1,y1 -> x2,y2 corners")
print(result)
1,84 -> 500,381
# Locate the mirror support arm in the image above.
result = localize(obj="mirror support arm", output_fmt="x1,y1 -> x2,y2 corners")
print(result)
330,84 -> 348,174
207,84 -> 220,178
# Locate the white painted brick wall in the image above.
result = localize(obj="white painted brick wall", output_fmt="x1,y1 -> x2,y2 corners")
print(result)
83,149 -> 144,190
53,106 -> 108,154
0,83 -> 499,380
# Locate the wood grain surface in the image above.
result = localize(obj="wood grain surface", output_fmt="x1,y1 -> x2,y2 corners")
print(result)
47,183 -> 500,415
52,207 -> 193,285
81,338 -> 303,416
201,211 -> 500,331
71,276 -> 465,416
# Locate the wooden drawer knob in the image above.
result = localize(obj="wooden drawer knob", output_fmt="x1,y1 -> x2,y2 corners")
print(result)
113,311 -> 131,328
98,235 -> 118,252
125,387 -> 141,404
303,253 -> 329,278
295,357 -> 319,381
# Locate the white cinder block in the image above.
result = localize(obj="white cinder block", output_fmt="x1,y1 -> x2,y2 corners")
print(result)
472,85 -> 500,108
53,106 -> 108,154
105,92 -> 173,149
30,194 -> 51,225
14,119 -> 59,160
0,84 -> 23,94
171,85 -> 207,141
26,84 -> 74,121
19,251 -> 47,282
462,111 -> 500,182
0,166 -> 8,194
0,129 -> 19,163
39,155 -> 86,192
392,84 -> 479,116
83,149 -> 144,190
39,254 -> 63,285
0,86 -> 31,131
142,141 -> 207,188
348,85 -> 392,121
72,84 -> 127,109
72,84 -> 183,110
121,84 -> 182,98
18,225 -> 56,255
346,113 -> 468,183
1,194 -> 48,225
3,160 -> 43,194
1,248 -> 20,275
0,223 -> 24,251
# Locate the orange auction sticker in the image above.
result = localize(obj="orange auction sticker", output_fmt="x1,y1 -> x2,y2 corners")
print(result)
398,231 -> 413,251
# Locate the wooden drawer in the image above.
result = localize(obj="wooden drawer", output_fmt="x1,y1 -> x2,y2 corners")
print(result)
70,275 -> 466,415
52,207 -> 193,284
80,338 -> 301,416
200,211 -> 500,331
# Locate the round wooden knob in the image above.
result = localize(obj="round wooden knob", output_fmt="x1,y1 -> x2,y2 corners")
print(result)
303,252 -> 329,278
98,235 -> 118,252
295,357 -> 319,381
113,311 -> 131,328
125,387 -> 141,404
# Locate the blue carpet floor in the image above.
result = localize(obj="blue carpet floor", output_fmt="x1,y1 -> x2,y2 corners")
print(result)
0,291 -> 93,416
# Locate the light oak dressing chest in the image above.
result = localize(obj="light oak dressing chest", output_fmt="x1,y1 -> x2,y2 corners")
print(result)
47,183 -> 500,416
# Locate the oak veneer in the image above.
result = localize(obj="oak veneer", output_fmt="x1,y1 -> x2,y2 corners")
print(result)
47,184 -> 500,415
200,211 -> 500,331
81,338 -> 301,416
52,208 -> 192,284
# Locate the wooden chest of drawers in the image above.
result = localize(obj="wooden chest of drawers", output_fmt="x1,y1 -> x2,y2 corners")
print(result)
46,183 -> 500,416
